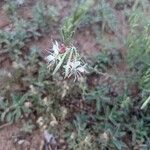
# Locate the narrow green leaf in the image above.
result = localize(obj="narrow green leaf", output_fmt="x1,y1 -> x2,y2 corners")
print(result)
141,96 -> 150,109
53,51 -> 69,75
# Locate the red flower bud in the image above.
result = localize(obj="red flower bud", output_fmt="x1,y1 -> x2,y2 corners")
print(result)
59,44 -> 66,54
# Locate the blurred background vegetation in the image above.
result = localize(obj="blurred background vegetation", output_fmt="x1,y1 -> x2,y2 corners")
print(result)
0,0 -> 149,149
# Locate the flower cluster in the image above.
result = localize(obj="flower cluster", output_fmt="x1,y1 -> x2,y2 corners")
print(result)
44,40 -> 87,81
66,61 -> 87,81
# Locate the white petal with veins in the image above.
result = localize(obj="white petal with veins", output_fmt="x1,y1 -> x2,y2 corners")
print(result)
53,41 -> 59,55
77,66 -> 85,73
46,55 -> 55,63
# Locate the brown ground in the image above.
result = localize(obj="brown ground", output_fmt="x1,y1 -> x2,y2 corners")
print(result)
0,124 -> 19,150
0,123 -> 42,150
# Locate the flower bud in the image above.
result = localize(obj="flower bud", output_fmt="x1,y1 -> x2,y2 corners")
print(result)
59,44 -> 66,54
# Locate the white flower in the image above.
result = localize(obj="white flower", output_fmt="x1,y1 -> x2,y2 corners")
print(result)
44,41 -> 88,81
67,60 -> 87,81
45,41 -> 60,68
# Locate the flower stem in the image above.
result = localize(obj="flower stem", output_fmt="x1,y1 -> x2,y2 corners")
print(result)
64,48 -> 74,78
53,51 -> 68,75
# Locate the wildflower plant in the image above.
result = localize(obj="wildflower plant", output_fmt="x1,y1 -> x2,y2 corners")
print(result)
44,0 -> 94,81
44,40 -> 87,81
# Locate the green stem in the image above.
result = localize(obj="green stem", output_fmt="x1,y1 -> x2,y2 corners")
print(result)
64,48 -> 74,78
132,0 -> 140,11
141,96 -> 150,109
52,51 -> 68,75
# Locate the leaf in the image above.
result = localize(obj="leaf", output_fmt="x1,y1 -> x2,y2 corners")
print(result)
6,113 -> 13,123
64,48 -> 74,78
141,96 -> 150,110
14,108 -> 22,121
61,0 -> 94,44
113,139 -> 127,150
53,50 -> 69,75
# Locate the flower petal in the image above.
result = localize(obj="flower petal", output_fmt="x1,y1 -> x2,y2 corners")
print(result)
53,41 -> 59,55
70,61 -> 81,69
77,66 -> 85,73
46,55 -> 55,62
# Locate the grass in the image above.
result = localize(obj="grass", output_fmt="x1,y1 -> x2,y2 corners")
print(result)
0,0 -> 150,149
